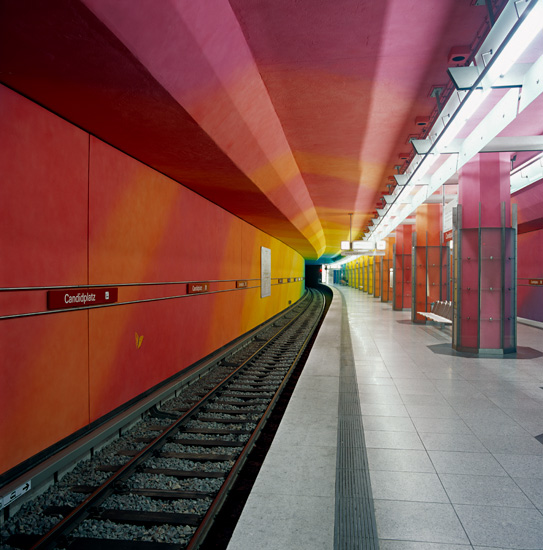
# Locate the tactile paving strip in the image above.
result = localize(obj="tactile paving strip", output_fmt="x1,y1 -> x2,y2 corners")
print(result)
334,293 -> 379,550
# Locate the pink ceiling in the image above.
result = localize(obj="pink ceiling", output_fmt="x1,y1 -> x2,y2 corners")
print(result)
0,0 -> 500,260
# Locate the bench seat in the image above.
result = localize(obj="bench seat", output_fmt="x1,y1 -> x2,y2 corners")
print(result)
417,312 -> 452,324
417,301 -> 453,325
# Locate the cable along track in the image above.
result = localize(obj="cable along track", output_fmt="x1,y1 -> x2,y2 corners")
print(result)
4,288 -> 325,550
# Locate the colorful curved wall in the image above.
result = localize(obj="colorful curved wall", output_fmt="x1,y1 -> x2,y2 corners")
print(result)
0,85 -> 305,476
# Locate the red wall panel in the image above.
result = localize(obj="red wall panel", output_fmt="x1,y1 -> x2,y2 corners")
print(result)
1,88 -> 304,475
0,86 -> 89,288
0,85 -> 90,474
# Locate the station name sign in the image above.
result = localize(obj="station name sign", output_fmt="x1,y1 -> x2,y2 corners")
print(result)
187,283 -> 209,294
48,288 -> 118,310
236,281 -> 248,288
529,279 -> 543,286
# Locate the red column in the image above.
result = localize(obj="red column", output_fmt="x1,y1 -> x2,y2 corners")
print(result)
393,225 -> 413,310
413,204 -> 442,322
453,153 -> 516,353
381,237 -> 394,302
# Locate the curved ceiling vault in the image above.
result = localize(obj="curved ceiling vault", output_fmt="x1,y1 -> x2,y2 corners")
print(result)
0,0 -> 496,260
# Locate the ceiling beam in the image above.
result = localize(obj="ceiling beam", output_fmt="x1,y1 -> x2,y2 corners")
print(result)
412,135 -> 543,155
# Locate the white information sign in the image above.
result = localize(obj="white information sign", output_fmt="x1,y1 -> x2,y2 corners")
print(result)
443,197 -> 458,242
261,247 -> 271,298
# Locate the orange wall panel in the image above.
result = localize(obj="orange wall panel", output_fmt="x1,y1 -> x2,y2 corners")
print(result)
0,313 -> 89,473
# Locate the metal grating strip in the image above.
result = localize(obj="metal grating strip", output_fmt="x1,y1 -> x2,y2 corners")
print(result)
334,292 -> 379,549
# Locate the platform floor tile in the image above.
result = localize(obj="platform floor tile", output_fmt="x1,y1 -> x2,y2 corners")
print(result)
228,285 -> 543,549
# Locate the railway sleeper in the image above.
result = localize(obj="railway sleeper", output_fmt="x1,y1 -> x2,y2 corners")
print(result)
194,417 -> 254,424
115,450 -> 234,461
68,538 -> 185,550
96,464 -> 226,478
169,438 -> 245,447
133,435 -> 247,445
200,408 -> 263,414
180,427 -> 252,435
221,392 -> 273,399
44,506 -> 202,526
70,486 -> 215,500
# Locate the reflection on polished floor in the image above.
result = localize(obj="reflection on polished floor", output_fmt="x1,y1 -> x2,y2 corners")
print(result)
229,285 -> 543,550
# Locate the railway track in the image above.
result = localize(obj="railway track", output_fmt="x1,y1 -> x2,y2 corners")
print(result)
2,288 -> 327,550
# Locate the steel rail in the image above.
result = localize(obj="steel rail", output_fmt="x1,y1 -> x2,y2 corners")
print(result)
186,289 -> 325,549
28,290 -> 318,550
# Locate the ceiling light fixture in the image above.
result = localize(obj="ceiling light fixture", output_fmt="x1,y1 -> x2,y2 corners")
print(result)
367,0 -> 543,244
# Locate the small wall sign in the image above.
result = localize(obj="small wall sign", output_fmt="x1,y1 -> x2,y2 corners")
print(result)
236,281 -> 248,288
187,283 -> 209,294
47,288 -> 118,310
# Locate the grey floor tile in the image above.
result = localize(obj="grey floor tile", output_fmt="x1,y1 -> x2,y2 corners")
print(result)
406,404 -> 460,419
401,393 -> 451,406
394,380 -> 437,393
428,451 -> 507,476
359,392 -> 405,405
488,395 -> 542,410
367,448 -> 435,473
358,384 -> 400,397
272,412 -> 338,448
513,477 -> 543,509
364,430 -> 424,450
370,470 -> 449,503
462,418 -> 528,437
411,417 -> 472,435
420,432 -> 487,453
307,348 -> 341,366
374,500 -> 470,544
432,380 -> 480,395
440,473 -> 535,507
358,376 -> 396,386
307,363 -> 342,376
493,454 -> 543,479
286,387 -> 339,414
356,368 -> 392,378
227,493 -> 334,550
454,504 -> 543,549
379,542 -> 472,550
423,370 -> 467,381
295,375 -> 339,393
457,409 -> 521,424
362,415 -> 416,432
442,394 -> 495,408
478,433 -> 543,456
360,402 -> 410,417
354,359 -> 387,366
501,408 -> 543,436
251,445 -> 336,497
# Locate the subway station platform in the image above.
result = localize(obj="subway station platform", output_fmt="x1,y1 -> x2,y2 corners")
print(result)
227,285 -> 543,550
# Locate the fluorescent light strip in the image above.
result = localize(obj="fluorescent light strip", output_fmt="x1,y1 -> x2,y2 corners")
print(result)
366,0 -> 543,243
485,0 -> 543,86
511,152 -> 543,192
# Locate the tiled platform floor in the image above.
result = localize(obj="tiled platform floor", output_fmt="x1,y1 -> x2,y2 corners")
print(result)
227,285 -> 543,550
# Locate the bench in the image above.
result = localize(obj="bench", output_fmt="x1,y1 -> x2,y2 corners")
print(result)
417,300 -> 452,326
